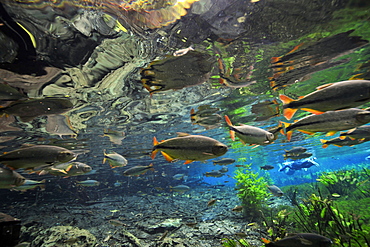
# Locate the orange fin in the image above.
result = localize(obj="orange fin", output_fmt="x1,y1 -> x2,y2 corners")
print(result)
339,135 -> 347,140
286,131 -> 293,141
151,137 -> 159,159
298,129 -> 316,135
283,108 -> 298,120
326,131 -> 337,136
183,160 -> 194,165
271,57 -> 281,63
261,237 -> 271,244
224,115 -> 233,126
301,108 -> 324,115
161,151 -> 176,162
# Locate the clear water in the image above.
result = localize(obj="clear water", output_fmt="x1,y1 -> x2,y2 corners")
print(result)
0,0 -> 369,246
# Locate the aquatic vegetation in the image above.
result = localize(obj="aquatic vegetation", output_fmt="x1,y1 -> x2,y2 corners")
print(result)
233,163 -> 269,219
221,238 -> 252,247
293,192 -> 370,246
260,209 -> 291,241
317,168 -> 370,198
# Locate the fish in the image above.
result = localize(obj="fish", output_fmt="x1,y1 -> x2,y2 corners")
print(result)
219,166 -> 228,173
339,125 -> 370,140
267,185 -> 284,197
204,170 -> 224,178
190,105 -> 220,119
0,83 -> 26,101
109,219 -> 126,227
260,165 -> 275,170
284,152 -> 312,160
141,50 -> 214,94
0,97 -> 74,122
123,164 -> 154,176
151,132 -> 228,164
281,108 -> 370,141
172,174 -> 186,180
0,167 -> 26,189
0,145 -> 77,170
320,137 -> 370,148
39,162 -> 92,177
191,114 -> 222,130
77,180 -> 100,187
207,199 -> 217,207
224,115 -> 274,145
279,80 -> 370,120
103,129 -> 125,145
169,185 -> 190,193
45,115 -> 77,139
212,158 -> 236,165
12,179 -> 46,191
284,147 -> 307,156
231,205 -> 243,212
263,233 -> 332,247
103,151 -> 128,168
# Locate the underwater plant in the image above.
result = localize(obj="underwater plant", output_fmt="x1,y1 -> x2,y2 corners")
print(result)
233,163 -> 269,220
260,209 -> 292,241
317,167 -> 370,198
293,191 -> 370,246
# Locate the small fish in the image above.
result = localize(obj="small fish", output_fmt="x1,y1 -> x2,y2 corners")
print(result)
0,83 -> 26,101
77,180 -> 100,187
12,179 -> 45,191
281,108 -> 370,141
0,97 -> 73,122
284,147 -> 307,156
123,164 -> 154,176
320,137 -> 369,148
284,152 -> 312,160
0,167 -> 26,189
141,50 -> 214,94
212,158 -> 236,165
279,80 -> 370,120
219,166 -> 228,173
103,129 -> 125,145
339,125 -> 370,140
251,99 -> 280,121
190,105 -> 222,130
260,165 -> 274,170
224,115 -> 274,145
231,205 -> 243,212
103,151 -> 128,168
109,219 -> 126,227
151,132 -> 228,164
207,199 -> 217,207
172,174 -> 186,180
204,170 -> 224,178
39,162 -> 92,177
267,185 -> 284,197
45,115 -> 77,139
169,185 -> 190,193
263,233 -> 332,247
0,145 -> 77,170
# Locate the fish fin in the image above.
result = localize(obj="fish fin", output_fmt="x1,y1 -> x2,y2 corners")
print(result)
279,94 -> 295,105
298,238 -> 313,245
283,107 -> 297,121
298,130 -> 315,135
316,83 -> 334,90
326,131 -> 337,136
224,115 -> 233,126
339,135 -> 347,140
190,108 -> 196,121
151,137 -> 159,159
103,157 -> 107,164
177,132 -> 190,137
183,160 -> 194,165
261,237 -> 271,244
286,131 -> 293,141
160,151 -> 176,162
320,139 -> 329,148
300,108 -> 324,115
38,170 -> 48,175
251,145 -> 260,149
65,164 -> 73,172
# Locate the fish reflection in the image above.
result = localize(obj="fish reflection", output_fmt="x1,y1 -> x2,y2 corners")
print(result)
46,115 -> 77,139
141,50 -> 214,94
190,105 -> 221,130
251,99 -> 280,121
0,97 -> 73,122
270,30 -> 368,90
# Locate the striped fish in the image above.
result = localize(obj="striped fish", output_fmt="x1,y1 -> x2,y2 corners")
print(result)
224,115 -> 274,145
151,133 -> 228,164
282,108 -> 370,141
279,80 -> 370,120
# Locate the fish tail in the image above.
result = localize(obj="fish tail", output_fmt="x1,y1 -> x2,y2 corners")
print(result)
271,56 -> 281,63
261,237 -> 272,244
151,137 -> 159,159
279,94 -> 297,120
320,139 -> 329,148
149,163 -> 155,171
190,108 -> 196,122
224,115 -> 236,141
